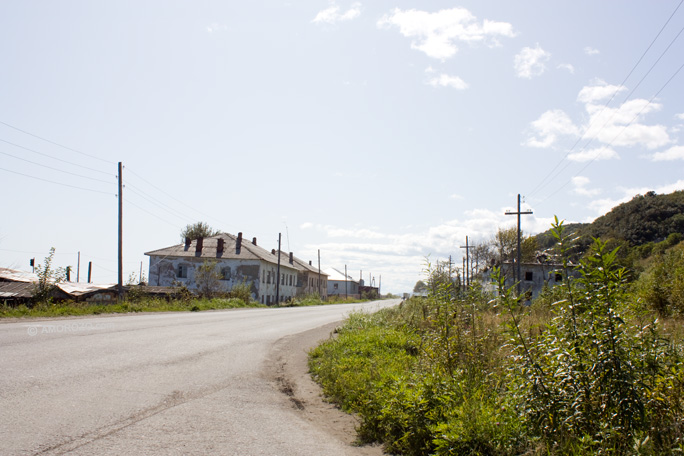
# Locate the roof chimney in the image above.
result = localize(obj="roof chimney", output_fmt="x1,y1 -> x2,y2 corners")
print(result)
185,237 -> 191,249
271,249 -> 276,255
309,260 -> 312,266
217,238 -> 225,254
236,232 -> 242,254
252,237 -> 257,246
196,237 -> 203,254
289,252 -> 294,264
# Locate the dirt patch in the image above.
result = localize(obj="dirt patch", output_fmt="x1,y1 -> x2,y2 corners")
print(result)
264,321 -> 384,456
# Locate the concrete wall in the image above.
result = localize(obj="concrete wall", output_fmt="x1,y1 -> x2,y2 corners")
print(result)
327,279 -> 359,298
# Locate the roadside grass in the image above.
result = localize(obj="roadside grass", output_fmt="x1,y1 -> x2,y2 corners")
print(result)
0,297 -> 264,318
309,228 -> 684,455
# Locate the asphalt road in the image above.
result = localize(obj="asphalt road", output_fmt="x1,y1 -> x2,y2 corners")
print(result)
0,300 -> 399,455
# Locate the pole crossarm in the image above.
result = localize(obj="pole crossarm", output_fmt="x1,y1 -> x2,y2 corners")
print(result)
504,194 -> 533,296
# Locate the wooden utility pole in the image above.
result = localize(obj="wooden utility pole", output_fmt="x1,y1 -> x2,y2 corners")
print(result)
460,236 -> 473,288
317,249 -> 321,298
344,264 -> 348,299
505,194 -> 533,296
118,162 -> 123,300
276,233 -> 281,304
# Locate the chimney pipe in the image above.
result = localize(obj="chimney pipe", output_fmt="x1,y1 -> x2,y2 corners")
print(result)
196,237 -> 203,253
236,232 -> 242,254
252,237 -> 257,246
309,260 -> 312,266
289,252 -> 293,264
185,237 -> 191,248
217,238 -> 225,254
271,249 -> 276,255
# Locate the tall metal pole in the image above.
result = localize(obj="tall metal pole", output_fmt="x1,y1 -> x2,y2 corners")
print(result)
317,249 -> 321,297
460,236 -> 473,288
344,264 -> 348,299
118,162 -> 123,299
276,233 -> 281,304
505,194 -> 533,296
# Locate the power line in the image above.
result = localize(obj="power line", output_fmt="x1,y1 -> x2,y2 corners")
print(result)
0,149 -> 114,185
0,166 -> 115,195
0,138 -> 112,176
0,120 -> 115,165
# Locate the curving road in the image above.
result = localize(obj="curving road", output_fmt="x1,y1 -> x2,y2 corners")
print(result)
0,300 -> 399,455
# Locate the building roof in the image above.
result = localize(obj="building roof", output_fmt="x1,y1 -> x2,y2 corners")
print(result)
323,267 -> 358,283
274,250 -> 329,276
0,281 -> 34,299
56,282 -> 118,297
144,232 -> 298,270
0,267 -> 39,283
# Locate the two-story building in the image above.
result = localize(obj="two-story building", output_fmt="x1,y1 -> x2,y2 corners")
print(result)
145,232 -> 299,305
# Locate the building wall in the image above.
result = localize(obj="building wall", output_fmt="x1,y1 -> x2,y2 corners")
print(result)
296,271 -> 328,299
327,279 -> 359,298
148,256 -> 297,303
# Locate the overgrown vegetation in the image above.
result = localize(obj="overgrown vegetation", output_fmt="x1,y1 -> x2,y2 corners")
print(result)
309,216 -> 684,455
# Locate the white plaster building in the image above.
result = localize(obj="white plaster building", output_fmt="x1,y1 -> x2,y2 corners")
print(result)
145,232 -> 298,305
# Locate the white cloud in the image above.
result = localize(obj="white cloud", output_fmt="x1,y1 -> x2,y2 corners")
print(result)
426,71 -> 469,90
525,81 -> 671,150
449,193 -> 464,200
651,145 -> 684,161
312,2 -> 361,25
677,113 -> 684,121
300,222 -> 314,229
524,109 -> 580,148
568,146 -> 620,162
514,44 -> 551,79
584,46 -> 600,55
577,80 -> 626,104
587,180 -> 684,218
557,63 -> 575,74
572,176 -> 602,197
377,7 -> 515,60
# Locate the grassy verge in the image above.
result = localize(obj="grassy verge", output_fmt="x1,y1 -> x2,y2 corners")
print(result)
309,233 -> 684,455
0,297 -> 264,319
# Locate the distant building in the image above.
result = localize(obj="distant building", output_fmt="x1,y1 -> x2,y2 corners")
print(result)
274,251 -> 328,300
482,261 -> 579,301
145,232 -> 299,305
324,267 -> 360,299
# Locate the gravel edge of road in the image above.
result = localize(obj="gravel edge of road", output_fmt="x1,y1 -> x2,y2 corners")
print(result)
263,321 -> 385,456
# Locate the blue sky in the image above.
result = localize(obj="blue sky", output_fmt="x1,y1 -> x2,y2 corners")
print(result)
1,1 -> 683,294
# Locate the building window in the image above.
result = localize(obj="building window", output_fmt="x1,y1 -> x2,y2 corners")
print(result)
281,273 -> 284,285
177,265 -> 188,278
289,275 -> 292,286
221,267 -> 231,280
267,271 -> 271,284
555,272 -> 563,282
334,283 -> 338,290
525,271 -> 533,281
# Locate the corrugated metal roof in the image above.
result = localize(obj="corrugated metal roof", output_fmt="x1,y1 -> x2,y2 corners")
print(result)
0,268 -> 39,283
56,282 -> 118,297
144,232 -> 298,270
0,281 -> 34,298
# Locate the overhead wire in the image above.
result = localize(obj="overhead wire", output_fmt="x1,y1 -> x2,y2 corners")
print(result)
0,149 -> 114,185
0,138 -> 113,176
0,120 -> 116,165
0,166 -> 115,195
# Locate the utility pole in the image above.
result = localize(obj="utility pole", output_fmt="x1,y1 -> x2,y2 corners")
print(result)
76,252 -> 80,282
118,162 -> 123,300
460,236 -> 473,288
317,249 -> 321,298
344,264 -> 348,299
276,233 -> 281,304
505,194 -> 533,296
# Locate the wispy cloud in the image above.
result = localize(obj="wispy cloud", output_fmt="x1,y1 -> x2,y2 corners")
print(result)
206,23 -> 227,33
572,176 -> 602,197
425,67 -> 468,89
514,44 -> 551,79
523,109 -> 580,148
377,7 -> 515,60
312,2 -> 362,25
584,46 -> 600,56
587,180 -> 684,218
557,63 -> 575,74
568,146 -> 619,162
